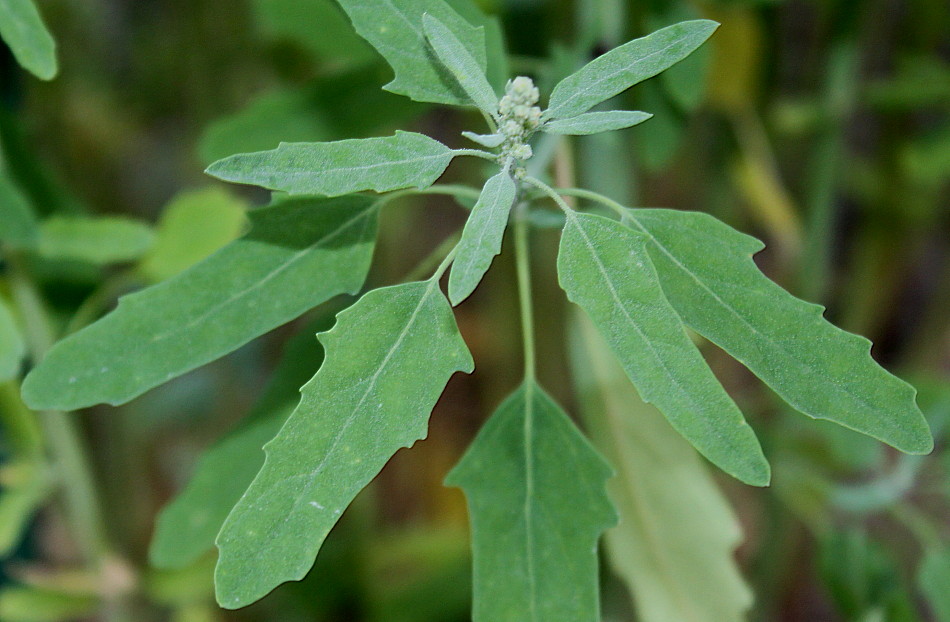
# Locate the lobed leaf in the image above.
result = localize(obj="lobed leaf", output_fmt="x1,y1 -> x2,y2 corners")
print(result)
448,171 -> 516,305
422,13 -> 498,115
542,111 -> 653,135
0,296 -> 25,381
0,0 -> 57,80
149,315 -> 329,570
205,131 -> 455,196
557,212 -> 770,486
546,20 -> 718,120
215,281 -> 473,608
334,0 -> 486,105
36,216 -> 154,265
570,312 -> 753,622
21,196 -> 378,411
623,208 -> 933,454
445,381 -> 615,622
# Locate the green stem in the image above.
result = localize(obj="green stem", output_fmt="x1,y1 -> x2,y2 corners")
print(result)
513,204 -> 536,381
522,176 -> 579,217
373,184 -> 484,211
545,185 -> 626,216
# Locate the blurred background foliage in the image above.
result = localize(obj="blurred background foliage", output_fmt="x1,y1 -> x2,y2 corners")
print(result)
0,0 -> 948,620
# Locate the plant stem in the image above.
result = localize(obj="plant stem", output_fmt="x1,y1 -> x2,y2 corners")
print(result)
404,232 -> 462,283
514,204 -> 536,381
546,185 -> 626,216
522,176 -> 577,217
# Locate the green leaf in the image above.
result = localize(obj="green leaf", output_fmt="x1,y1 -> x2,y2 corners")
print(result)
461,131 -> 505,148
335,0 -> 486,105
0,0 -> 57,80
546,20 -> 718,120
214,281 -> 473,608
448,171 -> 515,305
0,296 -> 25,381
623,208 -> 933,454
0,170 -> 38,248
251,0 -> 375,66
36,216 -> 154,265
919,548 -> 950,622
542,111 -> 653,135
21,195 -> 378,411
149,314 -> 330,570
422,13 -> 497,115
205,131 -> 455,196
139,188 -> 247,283
569,312 -> 753,622
557,212 -> 769,486
445,381 -> 615,622
0,587 -> 97,622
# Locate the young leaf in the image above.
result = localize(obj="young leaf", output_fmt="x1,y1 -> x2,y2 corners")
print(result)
445,381 -> 616,622
139,188 -> 247,283
205,131 -> 455,196
422,13 -> 498,115
0,0 -> 57,80
149,314 -> 329,570
461,131 -> 505,148
542,111 -> 653,135
546,20 -> 718,120
570,312 -> 753,622
0,296 -> 25,381
215,281 -> 473,608
21,196 -> 378,411
623,208 -> 934,454
557,212 -> 770,486
334,0 -> 486,105
448,171 -> 516,305
0,171 -> 38,248
36,216 -> 154,265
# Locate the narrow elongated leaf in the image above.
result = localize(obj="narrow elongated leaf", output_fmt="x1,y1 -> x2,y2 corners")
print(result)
543,111 -> 652,135
149,314 -> 329,569
0,0 -> 57,80
37,216 -> 154,265
557,212 -> 769,485
546,20 -> 718,120
623,208 -> 933,454
0,171 -> 37,247
0,297 -> 25,381
919,548 -> 950,621
205,131 -> 454,196
335,0 -> 486,105
215,281 -> 473,608
22,196 -> 378,411
422,14 -> 497,115
445,381 -> 615,622
570,312 -> 753,622
461,131 -> 505,148
448,171 -> 515,305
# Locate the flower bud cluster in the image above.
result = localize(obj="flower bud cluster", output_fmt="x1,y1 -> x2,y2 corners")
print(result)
497,76 -> 541,164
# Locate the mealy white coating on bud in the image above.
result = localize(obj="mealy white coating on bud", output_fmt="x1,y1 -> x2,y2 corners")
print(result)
495,76 -> 541,163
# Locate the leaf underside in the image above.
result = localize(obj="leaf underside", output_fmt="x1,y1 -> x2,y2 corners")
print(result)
623,208 -> 933,454
422,13 -> 498,114
446,381 -> 616,622
334,0 -> 486,105
0,0 -> 57,80
542,111 -> 653,136
570,312 -> 753,622
546,19 -> 718,120
205,131 -> 455,196
21,195 -> 378,411
214,281 -> 473,609
557,212 -> 770,486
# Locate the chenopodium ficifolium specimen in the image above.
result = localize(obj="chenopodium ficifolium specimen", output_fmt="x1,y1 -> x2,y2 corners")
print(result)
21,2 -> 933,619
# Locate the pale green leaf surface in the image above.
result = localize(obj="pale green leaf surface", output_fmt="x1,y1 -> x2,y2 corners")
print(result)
546,20 -> 718,120
36,216 -> 154,265
623,208 -> 933,454
422,13 -> 497,115
557,212 -> 769,485
448,171 -> 515,305
139,188 -> 247,283
0,296 -> 25,381
149,315 -> 329,569
335,0 -> 485,105
648,6 -> 712,112
542,111 -> 653,135
0,0 -> 57,80
570,312 -> 753,622
443,0 -> 507,90
461,131 -> 504,148
0,171 -> 38,247
445,381 -> 615,622
215,281 -> 473,608
21,196 -> 378,411
919,548 -> 950,621
205,132 -> 454,196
